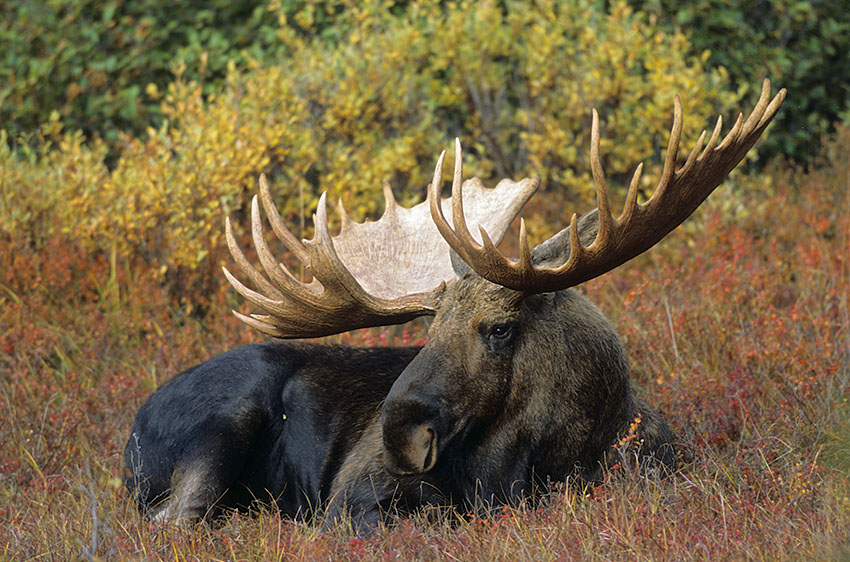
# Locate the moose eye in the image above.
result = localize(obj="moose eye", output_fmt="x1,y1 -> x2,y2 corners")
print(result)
487,323 -> 516,348
491,324 -> 511,338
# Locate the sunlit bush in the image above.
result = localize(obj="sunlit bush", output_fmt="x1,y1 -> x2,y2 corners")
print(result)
1,0 -> 738,290
269,0 -> 738,219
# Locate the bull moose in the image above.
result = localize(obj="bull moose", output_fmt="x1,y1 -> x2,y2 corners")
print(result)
124,80 -> 785,529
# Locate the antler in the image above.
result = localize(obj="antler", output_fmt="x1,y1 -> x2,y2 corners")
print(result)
224,172 -> 537,338
223,176 -> 436,338
429,79 -> 786,293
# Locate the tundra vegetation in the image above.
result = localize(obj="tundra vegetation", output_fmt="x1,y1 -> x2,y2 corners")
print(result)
1,0 -> 849,559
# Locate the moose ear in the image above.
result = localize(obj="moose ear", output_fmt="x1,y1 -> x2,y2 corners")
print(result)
450,249 -> 473,277
531,208 -> 600,269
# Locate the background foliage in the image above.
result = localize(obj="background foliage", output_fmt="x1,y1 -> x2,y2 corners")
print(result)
4,0 -> 847,166
1,0 -> 282,146
630,0 -> 850,164
2,0 -> 736,291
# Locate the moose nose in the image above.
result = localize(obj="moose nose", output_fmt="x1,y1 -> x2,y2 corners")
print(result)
381,394 -> 441,475
382,422 -> 437,475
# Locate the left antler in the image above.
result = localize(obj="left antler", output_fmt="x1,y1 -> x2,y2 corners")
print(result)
429,79 -> 786,293
223,175 -> 438,338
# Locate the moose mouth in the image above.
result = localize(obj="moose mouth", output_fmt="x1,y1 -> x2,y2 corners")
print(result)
383,423 -> 438,476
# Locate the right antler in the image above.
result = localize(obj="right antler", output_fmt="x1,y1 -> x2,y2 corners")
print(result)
429,79 -> 786,293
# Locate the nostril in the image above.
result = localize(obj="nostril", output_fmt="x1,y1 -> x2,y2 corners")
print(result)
382,422 -> 438,475
421,426 -> 437,472
412,424 -> 437,472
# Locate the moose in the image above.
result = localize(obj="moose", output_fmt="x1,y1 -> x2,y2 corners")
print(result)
125,80 -> 785,529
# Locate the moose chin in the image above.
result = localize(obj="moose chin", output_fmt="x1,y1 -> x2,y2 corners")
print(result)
124,80 -> 785,530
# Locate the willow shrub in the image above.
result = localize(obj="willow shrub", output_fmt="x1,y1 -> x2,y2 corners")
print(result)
1,0 -> 739,300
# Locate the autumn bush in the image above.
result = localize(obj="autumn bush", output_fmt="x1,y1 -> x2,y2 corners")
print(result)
2,0 -> 736,296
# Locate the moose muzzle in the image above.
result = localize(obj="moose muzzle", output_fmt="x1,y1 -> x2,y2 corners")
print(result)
381,386 -> 445,476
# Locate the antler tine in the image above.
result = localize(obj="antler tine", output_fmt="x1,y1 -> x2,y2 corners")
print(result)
251,195 -> 319,304
450,139 -> 476,250
428,150 -> 463,255
738,78 -> 774,141
337,197 -> 354,234
618,163 -> 643,227
716,112 -> 744,153
646,95 -> 684,206
589,108 -> 613,248
678,129 -> 707,178
304,192 -> 366,296
428,80 -> 785,295
428,140 -> 538,285
381,179 -> 398,219
699,115 -> 724,161
225,216 -> 282,300
221,265 -> 299,322
760,85 -> 786,129
231,310 -> 290,338
258,174 -> 309,265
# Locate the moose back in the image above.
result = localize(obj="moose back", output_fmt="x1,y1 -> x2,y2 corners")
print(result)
125,81 -> 785,528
